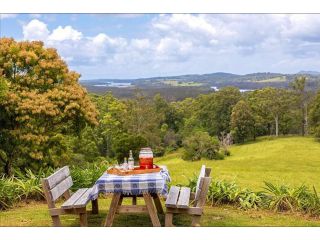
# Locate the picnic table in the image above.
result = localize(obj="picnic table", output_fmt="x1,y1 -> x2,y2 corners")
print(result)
89,166 -> 171,227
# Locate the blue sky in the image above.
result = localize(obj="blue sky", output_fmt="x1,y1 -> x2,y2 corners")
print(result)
1,14 -> 320,79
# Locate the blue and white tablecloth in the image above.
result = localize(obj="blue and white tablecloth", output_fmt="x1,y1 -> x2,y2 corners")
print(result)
89,166 -> 171,200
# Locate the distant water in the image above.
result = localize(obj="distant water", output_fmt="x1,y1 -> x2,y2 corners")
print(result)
211,86 -> 252,92
93,82 -> 132,88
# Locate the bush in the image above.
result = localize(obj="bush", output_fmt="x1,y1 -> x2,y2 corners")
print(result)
184,175 -> 320,214
0,176 -> 20,210
70,160 -> 110,190
182,131 -> 221,161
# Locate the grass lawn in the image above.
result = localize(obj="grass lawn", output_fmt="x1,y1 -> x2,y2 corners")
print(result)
1,198 -> 320,227
1,136 -> 320,227
155,136 -> 320,191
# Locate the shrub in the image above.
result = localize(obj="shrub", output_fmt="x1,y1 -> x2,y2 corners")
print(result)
182,131 -> 221,161
70,161 -> 109,190
262,182 -> 310,212
0,176 -> 21,210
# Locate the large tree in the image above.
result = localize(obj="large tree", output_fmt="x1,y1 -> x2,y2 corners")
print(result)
197,87 -> 241,136
290,76 -> 313,136
0,38 -> 98,175
248,87 -> 292,137
231,100 -> 255,143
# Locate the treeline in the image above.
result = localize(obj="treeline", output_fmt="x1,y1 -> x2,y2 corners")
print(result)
1,38 -> 320,176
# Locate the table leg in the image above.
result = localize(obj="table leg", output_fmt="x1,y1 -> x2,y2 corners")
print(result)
152,194 -> 164,214
143,193 -> 161,227
92,199 -> 99,214
132,196 -> 137,205
104,193 -> 121,227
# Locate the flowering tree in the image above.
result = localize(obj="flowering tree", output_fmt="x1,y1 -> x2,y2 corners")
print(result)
0,38 -> 98,175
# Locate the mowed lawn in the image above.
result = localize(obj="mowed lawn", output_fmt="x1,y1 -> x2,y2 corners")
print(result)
1,198 -> 320,227
1,136 -> 320,227
156,136 -> 320,191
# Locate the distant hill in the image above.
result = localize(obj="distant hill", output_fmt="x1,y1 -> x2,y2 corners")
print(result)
297,71 -> 320,76
80,71 -> 320,98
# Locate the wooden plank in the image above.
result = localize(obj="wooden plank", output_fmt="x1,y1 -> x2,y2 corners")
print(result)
61,188 -> 87,209
143,193 -> 161,227
196,177 -> 211,207
205,167 -> 212,177
152,194 -> 164,214
46,166 -> 70,189
195,165 -> 206,200
79,210 -> 88,227
177,187 -> 191,209
165,207 -> 203,216
165,186 -> 180,208
41,179 -> 55,208
49,176 -> 73,201
117,205 -> 148,213
73,188 -> 92,208
165,213 -> 174,227
104,193 -> 121,227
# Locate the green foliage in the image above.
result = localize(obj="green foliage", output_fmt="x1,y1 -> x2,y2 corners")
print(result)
231,100 -> 255,143
112,134 -> 148,161
185,175 -> 320,214
70,161 -> 109,190
182,131 -> 221,161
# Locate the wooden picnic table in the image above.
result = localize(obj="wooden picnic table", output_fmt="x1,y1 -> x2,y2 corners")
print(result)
89,165 -> 170,227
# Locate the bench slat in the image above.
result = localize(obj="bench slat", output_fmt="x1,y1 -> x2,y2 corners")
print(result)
50,176 -> 73,201
46,166 -> 70,189
177,187 -> 191,209
61,188 -> 88,209
165,186 -> 180,208
195,165 -> 206,201
73,188 -> 92,208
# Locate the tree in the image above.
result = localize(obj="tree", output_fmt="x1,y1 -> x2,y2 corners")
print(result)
0,38 -> 98,175
197,87 -> 241,136
231,100 -> 255,143
248,88 -> 292,137
182,131 -> 221,161
309,90 -> 320,138
123,92 -> 163,148
290,76 -> 313,136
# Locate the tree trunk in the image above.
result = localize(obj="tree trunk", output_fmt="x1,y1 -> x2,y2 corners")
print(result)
275,115 -> 279,137
301,106 -> 305,136
304,104 -> 308,136
4,160 -> 12,176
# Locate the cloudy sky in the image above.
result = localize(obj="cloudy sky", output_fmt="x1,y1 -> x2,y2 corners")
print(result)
1,14 -> 320,79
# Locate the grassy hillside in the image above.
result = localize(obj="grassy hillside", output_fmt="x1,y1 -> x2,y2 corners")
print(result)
155,136 -> 320,191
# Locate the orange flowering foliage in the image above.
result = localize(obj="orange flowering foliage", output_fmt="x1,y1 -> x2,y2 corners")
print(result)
0,38 -> 98,162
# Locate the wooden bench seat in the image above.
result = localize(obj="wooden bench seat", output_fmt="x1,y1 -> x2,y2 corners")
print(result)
165,165 -> 211,227
61,188 -> 92,209
41,166 -> 99,227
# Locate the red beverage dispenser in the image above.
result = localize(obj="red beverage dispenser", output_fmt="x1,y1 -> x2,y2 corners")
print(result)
139,148 -> 153,169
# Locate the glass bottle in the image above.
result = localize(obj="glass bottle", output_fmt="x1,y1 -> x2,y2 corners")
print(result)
128,150 -> 134,170
123,157 -> 128,170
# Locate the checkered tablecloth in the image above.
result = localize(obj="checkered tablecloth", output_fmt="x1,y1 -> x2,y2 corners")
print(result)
89,166 -> 171,200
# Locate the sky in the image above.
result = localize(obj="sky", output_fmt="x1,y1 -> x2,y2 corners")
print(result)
1,14 -> 320,80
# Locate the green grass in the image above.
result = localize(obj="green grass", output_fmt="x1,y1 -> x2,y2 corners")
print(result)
162,80 -> 203,87
250,76 -> 287,83
1,198 -> 319,227
1,136 -> 320,227
156,136 -> 320,191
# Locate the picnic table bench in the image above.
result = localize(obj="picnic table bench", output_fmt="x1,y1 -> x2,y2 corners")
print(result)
165,165 -> 211,227
41,166 -> 98,227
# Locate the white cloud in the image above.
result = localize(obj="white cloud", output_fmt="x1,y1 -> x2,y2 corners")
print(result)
23,19 -> 49,41
48,26 -> 82,41
18,14 -> 320,79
